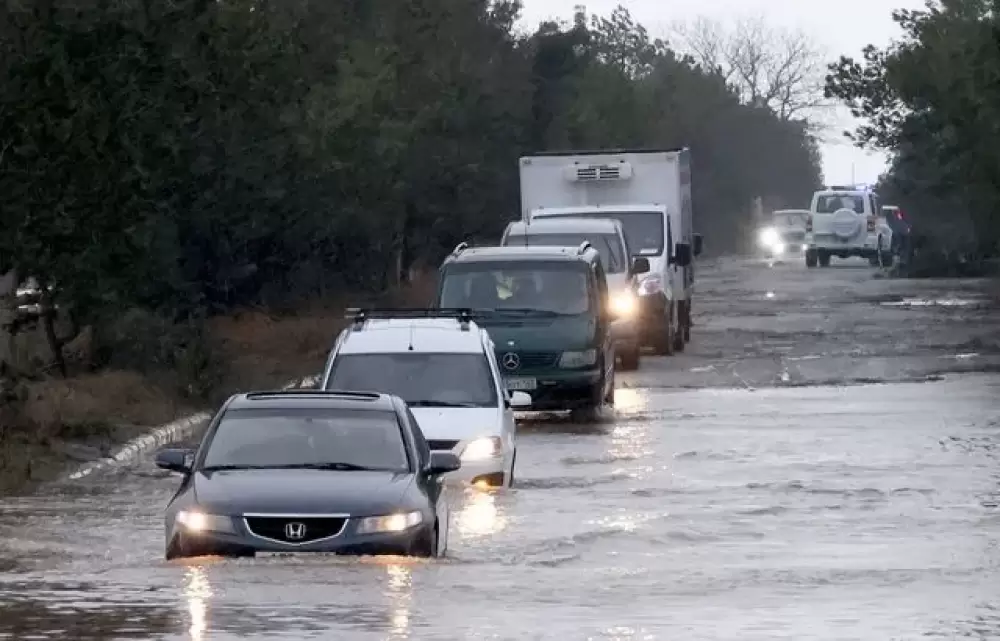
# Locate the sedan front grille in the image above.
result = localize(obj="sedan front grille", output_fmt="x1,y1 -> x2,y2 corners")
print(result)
428,439 -> 459,451
244,515 -> 348,544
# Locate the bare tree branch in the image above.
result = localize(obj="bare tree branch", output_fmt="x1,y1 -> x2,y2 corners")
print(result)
672,15 -> 833,122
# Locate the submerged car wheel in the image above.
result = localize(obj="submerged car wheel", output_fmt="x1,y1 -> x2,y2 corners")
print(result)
619,346 -> 640,371
411,524 -> 439,558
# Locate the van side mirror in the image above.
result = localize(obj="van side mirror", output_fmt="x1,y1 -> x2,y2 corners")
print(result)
693,234 -> 703,257
673,242 -> 692,267
629,256 -> 650,275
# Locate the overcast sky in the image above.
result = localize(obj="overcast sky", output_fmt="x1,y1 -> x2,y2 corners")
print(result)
517,0 -> 926,186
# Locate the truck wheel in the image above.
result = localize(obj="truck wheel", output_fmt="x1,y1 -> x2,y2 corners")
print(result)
818,252 -> 831,267
651,316 -> 674,356
805,250 -> 817,268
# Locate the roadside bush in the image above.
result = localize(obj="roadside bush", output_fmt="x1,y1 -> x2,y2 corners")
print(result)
91,310 -> 227,401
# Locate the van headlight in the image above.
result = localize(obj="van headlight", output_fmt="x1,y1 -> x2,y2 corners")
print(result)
611,291 -> 636,317
176,510 -> 235,533
356,511 -> 424,534
559,349 -> 597,368
462,437 -> 502,461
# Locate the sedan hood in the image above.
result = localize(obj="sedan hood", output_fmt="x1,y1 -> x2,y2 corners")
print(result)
409,407 -> 501,441
192,469 -> 413,517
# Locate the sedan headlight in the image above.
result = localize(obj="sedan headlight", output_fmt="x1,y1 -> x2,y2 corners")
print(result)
559,349 -> 597,368
758,227 -> 780,248
176,510 -> 235,533
462,436 -> 502,461
356,510 -> 424,534
611,290 -> 636,317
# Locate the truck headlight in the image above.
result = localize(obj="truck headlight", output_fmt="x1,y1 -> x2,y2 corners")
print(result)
176,510 -> 235,534
462,437 -> 502,461
611,291 -> 636,316
356,510 -> 424,534
559,349 -> 597,368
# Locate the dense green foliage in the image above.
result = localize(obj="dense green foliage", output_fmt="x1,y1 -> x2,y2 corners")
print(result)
0,1 -> 821,337
825,0 -> 1000,257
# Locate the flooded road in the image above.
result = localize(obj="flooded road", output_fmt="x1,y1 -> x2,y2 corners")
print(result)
2,257 -> 999,640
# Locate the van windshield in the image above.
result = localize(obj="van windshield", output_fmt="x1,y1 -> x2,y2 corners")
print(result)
439,261 -> 593,315
504,232 -> 625,273
537,212 -> 664,255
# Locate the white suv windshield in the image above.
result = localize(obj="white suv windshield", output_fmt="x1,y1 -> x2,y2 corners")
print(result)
815,194 -> 864,214
327,353 -> 498,408
505,232 -> 626,273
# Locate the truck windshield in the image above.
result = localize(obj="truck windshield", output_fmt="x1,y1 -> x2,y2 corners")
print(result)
538,212 -> 663,255
504,232 -> 625,273
439,262 -> 593,315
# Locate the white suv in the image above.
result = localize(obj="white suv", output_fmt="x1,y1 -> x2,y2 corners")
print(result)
318,309 -> 528,488
805,187 -> 894,268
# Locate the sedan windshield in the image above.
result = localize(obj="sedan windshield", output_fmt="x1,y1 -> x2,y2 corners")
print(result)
326,353 -> 498,408
504,232 -> 626,273
439,261 -> 592,315
201,408 -> 409,472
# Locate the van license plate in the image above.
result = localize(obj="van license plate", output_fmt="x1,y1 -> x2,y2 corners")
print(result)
505,377 -> 537,391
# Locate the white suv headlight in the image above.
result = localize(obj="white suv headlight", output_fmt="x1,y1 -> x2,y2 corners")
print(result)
356,511 -> 424,534
462,437 -> 502,461
559,349 -> 597,368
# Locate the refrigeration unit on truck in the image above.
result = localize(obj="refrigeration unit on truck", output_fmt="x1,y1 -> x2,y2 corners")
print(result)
518,149 -> 702,355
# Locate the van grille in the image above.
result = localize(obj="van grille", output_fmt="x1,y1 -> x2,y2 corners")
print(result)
497,351 -> 559,370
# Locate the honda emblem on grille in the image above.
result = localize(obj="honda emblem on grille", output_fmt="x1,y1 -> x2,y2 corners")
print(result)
285,522 -> 307,540
501,352 -> 520,370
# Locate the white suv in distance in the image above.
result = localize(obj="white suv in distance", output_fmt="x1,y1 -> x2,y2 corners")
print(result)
318,309 -> 527,489
805,186 -> 894,268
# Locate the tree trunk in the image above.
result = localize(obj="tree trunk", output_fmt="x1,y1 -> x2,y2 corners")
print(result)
0,269 -> 18,375
37,283 -> 67,378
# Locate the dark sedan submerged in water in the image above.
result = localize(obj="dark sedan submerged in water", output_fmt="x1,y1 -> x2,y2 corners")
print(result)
155,389 -> 461,559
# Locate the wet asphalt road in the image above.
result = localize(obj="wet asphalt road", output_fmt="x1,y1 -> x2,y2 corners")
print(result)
1,256 -> 999,640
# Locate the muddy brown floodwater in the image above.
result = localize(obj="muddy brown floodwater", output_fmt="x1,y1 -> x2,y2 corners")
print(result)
2,256 -> 999,640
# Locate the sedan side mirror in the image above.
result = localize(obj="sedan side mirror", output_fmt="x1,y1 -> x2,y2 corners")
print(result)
508,391 -> 532,409
155,448 -> 193,473
427,451 -> 462,476
629,256 -> 650,275
693,234 -> 703,257
673,242 -> 692,267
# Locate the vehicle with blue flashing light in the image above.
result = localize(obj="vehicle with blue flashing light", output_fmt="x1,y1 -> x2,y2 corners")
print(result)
433,243 -> 616,420
155,389 -> 459,560
319,308 -> 525,489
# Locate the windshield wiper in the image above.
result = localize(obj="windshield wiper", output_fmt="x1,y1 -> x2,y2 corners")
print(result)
201,464 -> 272,471
408,400 -> 480,408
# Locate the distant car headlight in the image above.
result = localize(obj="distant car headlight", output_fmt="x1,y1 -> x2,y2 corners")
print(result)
758,227 -> 780,248
356,510 -> 424,534
462,436 -> 502,461
176,510 -> 234,533
559,349 -> 597,368
771,242 -> 785,255
611,290 -> 636,316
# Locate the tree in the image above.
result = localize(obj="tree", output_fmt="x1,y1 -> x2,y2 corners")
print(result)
673,14 -> 830,122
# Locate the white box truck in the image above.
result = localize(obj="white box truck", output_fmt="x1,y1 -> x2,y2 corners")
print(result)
518,148 -> 702,355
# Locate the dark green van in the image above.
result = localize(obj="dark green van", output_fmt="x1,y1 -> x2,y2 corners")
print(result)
434,242 -> 615,417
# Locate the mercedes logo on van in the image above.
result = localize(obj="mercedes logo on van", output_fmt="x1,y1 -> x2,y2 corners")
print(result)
501,352 -> 520,371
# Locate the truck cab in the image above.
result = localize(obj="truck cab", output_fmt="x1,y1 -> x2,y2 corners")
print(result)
517,149 -> 700,356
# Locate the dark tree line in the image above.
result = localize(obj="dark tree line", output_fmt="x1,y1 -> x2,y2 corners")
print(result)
0,1 -> 822,379
825,0 -> 1000,260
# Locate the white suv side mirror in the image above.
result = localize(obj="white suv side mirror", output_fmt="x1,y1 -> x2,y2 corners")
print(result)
508,391 -> 532,409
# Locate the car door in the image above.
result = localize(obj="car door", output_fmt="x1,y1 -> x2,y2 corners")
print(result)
483,333 -> 516,471
592,260 -> 615,395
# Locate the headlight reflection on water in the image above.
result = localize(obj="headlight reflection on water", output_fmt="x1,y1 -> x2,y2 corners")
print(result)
454,490 -> 506,539
384,562 -> 412,639
183,565 -> 212,641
